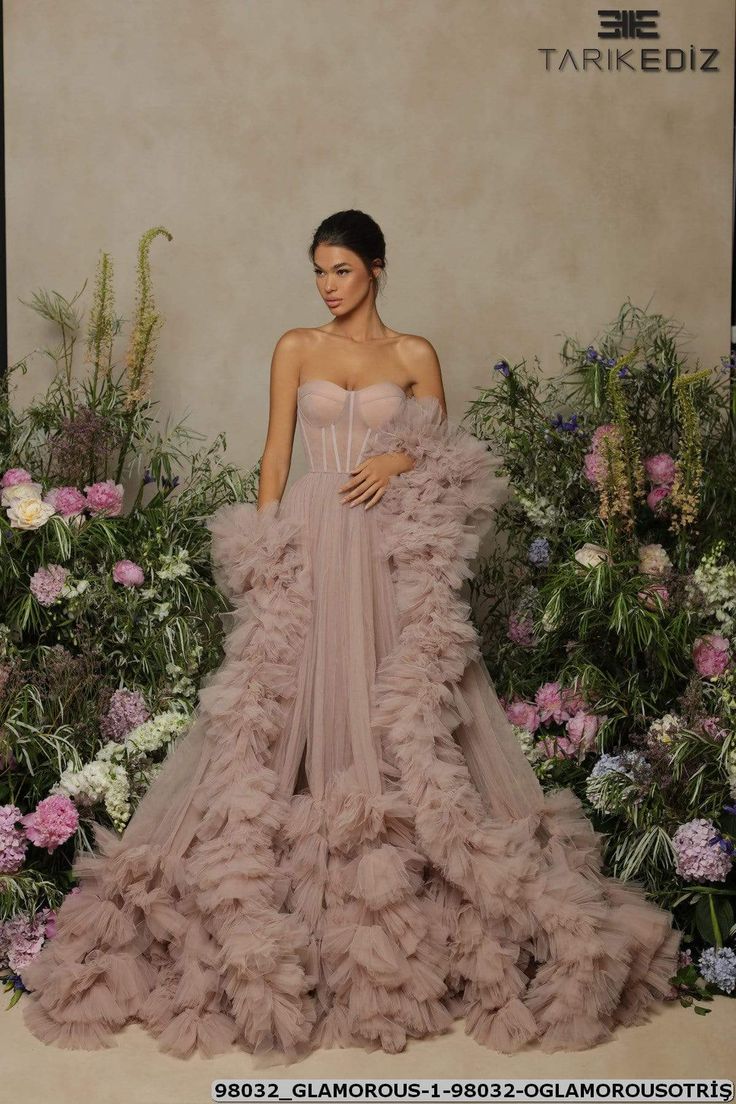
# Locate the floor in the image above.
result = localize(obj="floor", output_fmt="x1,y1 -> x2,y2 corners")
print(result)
5,997 -> 735,1104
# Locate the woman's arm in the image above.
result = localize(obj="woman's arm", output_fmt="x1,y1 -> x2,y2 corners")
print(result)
257,331 -> 302,511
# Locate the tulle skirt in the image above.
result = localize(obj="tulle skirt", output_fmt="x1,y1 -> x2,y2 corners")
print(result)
20,468 -> 682,1062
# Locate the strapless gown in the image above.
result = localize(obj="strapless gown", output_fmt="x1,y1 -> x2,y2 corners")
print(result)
20,378 -> 682,1062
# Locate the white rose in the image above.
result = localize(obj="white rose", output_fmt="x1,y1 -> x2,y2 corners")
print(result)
574,542 -> 611,568
7,496 -> 57,530
1,481 -> 43,507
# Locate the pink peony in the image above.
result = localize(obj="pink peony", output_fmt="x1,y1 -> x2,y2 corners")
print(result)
644,453 -> 676,486
638,582 -> 670,611
646,485 -> 671,514
538,734 -> 580,760
84,479 -> 124,516
0,804 -> 28,873
20,794 -> 79,853
1,467 -> 33,488
505,700 -> 541,733
534,680 -> 568,724
44,486 -> 88,517
560,685 -> 587,716
29,564 -> 69,606
565,710 -> 602,751
692,634 -> 731,679
112,559 -> 145,587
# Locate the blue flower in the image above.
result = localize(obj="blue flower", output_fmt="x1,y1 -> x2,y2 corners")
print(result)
697,947 -> 736,995
143,469 -> 156,485
494,360 -> 511,377
586,346 -> 599,363
617,366 -> 630,378
528,537 -> 550,567
605,357 -> 616,367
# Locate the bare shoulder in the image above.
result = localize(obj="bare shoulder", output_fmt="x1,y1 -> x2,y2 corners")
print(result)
272,328 -> 308,355
399,333 -> 442,390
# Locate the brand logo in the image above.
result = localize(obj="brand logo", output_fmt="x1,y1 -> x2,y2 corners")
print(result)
539,9 -> 719,72
598,9 -> 660,40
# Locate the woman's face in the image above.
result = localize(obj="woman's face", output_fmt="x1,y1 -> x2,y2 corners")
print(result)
313,244 -> 378,314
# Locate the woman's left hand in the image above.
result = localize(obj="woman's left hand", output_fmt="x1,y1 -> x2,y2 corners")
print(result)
339,451 -> 414,510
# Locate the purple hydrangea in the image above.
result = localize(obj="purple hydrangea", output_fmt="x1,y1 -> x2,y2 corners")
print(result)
672,818 -> 733,883
100,688 -> 151,742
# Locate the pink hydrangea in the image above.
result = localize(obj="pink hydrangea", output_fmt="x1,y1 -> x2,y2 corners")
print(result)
100,688 -> 150,742
0,804 -> 28,873
693,634 -> 731,678
644,453 -> 676,486
112,559 -> 145,587
646,485 -> 671,513
505,700 -> 541,733
507,612 -> 535,647
20,794 -> 79,853
44,486 -> 87,517
672,818 -> 733,882
84,479 -> 124,516
29,564 -> 69,606
1,467 -> 33,488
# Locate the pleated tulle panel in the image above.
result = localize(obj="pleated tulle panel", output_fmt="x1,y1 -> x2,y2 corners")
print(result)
269,471 -> 400,801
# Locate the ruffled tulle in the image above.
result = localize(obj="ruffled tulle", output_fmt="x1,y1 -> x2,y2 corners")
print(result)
21,394 -> 681,1062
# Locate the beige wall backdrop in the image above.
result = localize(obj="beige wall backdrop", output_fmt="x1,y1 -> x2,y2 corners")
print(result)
6,0 -> 734,485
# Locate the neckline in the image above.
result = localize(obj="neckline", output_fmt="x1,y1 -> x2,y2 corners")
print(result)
298,378 -> 408,398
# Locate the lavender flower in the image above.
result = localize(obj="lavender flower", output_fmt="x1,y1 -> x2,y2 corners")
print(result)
493,360 -> 511,377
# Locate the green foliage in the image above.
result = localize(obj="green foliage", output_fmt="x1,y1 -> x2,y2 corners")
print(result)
465,299 -> 736,972
0,228 -> 258,923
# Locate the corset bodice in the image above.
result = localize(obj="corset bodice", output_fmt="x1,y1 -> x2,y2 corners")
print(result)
297,379 -> 407,473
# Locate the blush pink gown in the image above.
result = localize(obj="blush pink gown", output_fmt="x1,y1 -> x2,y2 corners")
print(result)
21,379 -> 682,1062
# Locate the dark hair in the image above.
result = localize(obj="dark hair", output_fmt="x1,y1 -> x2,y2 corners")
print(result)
308,209 -> 387,296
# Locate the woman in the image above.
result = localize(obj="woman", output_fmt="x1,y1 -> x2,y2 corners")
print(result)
22,209 -> 681,1062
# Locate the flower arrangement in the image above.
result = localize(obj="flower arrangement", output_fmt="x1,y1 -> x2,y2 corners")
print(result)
466,300 -> 736,1009
0,228 -> 257,1002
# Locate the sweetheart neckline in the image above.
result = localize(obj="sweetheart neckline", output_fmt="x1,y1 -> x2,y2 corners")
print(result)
297,378 -> 408,398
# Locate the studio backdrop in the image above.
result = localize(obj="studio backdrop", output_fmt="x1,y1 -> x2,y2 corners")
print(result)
5,0 -> 734,484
